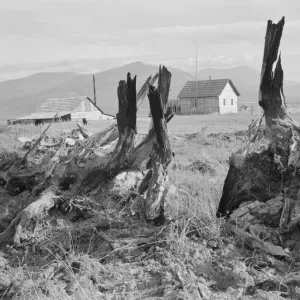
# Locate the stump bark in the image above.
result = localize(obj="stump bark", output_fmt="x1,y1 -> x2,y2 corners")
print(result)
142,86 -> 173,221
80,73 -> 138,192
157,65 -> 172,109
217,17 -> 300,219
85,73 -> 158,149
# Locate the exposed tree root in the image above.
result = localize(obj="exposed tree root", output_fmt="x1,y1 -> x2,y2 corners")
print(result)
13,186 -> 59,247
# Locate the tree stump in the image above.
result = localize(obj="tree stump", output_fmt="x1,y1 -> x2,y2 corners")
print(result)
217,17 -> 300,219
143,86 -> 173,221
84,73 -> 158,149
80,73 -> 138,192
0,66 -> 174,246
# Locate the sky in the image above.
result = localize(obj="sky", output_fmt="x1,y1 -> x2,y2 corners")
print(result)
0,0 -> 300,81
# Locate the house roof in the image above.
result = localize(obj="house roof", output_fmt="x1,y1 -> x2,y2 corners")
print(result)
16,96 -> 115,120
17,96 -> 89,120
178,79 -> 240,99
37,96 -> 89,113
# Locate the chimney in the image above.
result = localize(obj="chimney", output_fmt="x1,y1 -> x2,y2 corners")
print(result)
93,74 -> 97,105
209,76 -> 211,80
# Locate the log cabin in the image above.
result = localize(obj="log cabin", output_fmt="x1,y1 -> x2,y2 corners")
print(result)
177,78 -> 240,115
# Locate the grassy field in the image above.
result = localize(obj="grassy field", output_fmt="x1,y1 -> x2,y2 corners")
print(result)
2,112 -> 254,135
0,112 -> 258,154
4,110 -> 300,138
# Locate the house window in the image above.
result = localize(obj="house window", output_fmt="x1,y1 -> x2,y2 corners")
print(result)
223,99 -> 226,105
231,99 -> 233,105
191,99 -> 197,107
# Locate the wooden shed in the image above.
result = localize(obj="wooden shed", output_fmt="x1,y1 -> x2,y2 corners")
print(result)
16,96 -> 115,124
178,79 -> 240,115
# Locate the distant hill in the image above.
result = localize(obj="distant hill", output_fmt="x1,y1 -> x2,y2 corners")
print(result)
0,72 -> 78,103
0,62 -> 193,121
1,62 -> 300,123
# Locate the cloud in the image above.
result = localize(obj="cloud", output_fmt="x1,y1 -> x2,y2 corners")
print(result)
0,6 -> 60,37
207,56 -> 237,64
0,0 -> 300,81
185,56 -> 237,66
128,20 -> 300,44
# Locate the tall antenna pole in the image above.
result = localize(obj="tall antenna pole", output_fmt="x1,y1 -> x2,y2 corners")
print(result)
196,44 -> 198,101
93,74 -> 96,105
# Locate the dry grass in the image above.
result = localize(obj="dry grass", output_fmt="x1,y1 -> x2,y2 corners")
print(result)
0,115 -> 259,299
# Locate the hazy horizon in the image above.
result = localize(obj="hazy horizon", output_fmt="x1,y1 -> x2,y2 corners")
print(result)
1,0 -> 299,81
0,61 -> 262,83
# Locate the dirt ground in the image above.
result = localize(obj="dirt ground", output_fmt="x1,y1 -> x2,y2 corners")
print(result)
1,115 -> 300,299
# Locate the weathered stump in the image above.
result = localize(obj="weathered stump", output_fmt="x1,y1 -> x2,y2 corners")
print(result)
0,66 -> 173,246
142,86 -> 173,221
84,73 -> 158,149
80,72 -> 138,192
217,17 -> 300,221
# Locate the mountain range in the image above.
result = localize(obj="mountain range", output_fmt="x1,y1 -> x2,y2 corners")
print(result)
0,61 -> 300,122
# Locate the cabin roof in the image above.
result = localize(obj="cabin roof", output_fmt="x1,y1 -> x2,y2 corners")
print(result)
178,79 -> 240,98
16,96 -> 116,120
17,96 -> 90,120
37,96 -> 93,113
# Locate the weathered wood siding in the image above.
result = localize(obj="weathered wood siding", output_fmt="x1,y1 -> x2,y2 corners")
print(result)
218,82 -> 238,114
71,111 -> 114,120
180,97 -> 219,114
73,98 -> 98,112
72,98 -> 114,120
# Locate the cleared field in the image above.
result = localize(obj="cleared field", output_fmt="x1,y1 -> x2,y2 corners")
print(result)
1,110 -> 300,299
4,110 -> 300,153
4,110 -> 300,140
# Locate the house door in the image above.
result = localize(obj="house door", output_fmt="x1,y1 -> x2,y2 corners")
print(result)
190,99 -> 197,114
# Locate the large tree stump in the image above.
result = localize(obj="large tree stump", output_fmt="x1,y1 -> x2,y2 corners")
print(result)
0,73 -> 159,195
0,66 -> 173,247
129,66 -> 172,170
217,17 -> 300,218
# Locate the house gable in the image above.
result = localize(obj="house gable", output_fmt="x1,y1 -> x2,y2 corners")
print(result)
72,97 -> 99,113
218,82 -> 238,114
